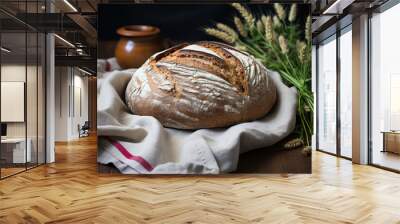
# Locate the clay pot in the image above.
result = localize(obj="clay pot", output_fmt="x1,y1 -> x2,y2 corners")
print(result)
115,25 -> 164,69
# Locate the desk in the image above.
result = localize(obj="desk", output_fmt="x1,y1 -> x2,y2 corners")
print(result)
382,131 -> 400,154
1,138 -> 31,163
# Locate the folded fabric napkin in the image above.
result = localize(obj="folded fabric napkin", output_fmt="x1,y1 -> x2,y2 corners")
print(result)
97,60 -> 297,174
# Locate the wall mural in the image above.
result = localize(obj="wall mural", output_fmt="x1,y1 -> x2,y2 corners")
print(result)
97,3 -> 312,174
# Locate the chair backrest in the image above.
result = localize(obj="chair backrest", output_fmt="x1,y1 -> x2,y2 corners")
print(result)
82,121 -> 90,129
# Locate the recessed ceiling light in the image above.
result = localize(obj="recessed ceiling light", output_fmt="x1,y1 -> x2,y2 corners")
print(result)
63,0 -> 78,12
78,67 -> 93,76
322,0 -> 354,15
54,34 -> 75,48
1,47 -> 11,53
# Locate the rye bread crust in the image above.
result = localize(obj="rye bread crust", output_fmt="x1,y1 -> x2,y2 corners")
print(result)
125,41 -> 277,129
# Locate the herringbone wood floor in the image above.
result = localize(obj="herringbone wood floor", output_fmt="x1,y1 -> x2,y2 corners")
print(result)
1,135 -> 400,224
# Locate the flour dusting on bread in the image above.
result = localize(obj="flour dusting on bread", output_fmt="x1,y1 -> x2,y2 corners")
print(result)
125,41 -> 277,129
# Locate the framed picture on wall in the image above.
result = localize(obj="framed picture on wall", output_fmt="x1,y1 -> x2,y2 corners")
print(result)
1,81 -> 25,122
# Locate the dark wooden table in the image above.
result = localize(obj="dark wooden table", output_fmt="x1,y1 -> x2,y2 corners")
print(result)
382,131 -> 400,154
98,136 -> 311,174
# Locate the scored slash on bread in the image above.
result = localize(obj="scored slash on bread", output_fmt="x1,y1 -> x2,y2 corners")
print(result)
125,41 -> 277,130
149,41 -> 249,95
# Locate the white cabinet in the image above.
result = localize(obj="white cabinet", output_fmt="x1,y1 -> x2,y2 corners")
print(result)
1,138 -> 32,163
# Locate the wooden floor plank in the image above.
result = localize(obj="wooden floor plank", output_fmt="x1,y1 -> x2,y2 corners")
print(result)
0,135 -> 399,223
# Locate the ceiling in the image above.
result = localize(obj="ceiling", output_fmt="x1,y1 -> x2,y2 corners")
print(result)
1,32 -> 45,64
311,0 -> 390,42
0,0 -> 100,72
1,0 -> 390,70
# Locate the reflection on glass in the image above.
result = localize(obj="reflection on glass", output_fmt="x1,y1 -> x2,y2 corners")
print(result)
27,31 -> 38,169
371,4 -> 400,171
38,33 -> 46,165
340,28 -> 352,158
1,32 -> 27,177
0,1 -> 47,179
318,36 -> 337,154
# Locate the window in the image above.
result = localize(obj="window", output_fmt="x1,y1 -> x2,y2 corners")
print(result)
316,25 -> 353,158
317,35 -> 337,154
370,2 -> 400,171
339,26 -> 352,158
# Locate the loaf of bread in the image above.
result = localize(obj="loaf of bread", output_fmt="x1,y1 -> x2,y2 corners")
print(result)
125,41 -> 277,129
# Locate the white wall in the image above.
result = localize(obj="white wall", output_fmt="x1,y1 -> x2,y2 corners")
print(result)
1,65 -> 38,138
1,65 -> 26,139
1,63 -> 46,164
54,67 -> 89,141
72,73 -> 89,137
55,66 -> 68,141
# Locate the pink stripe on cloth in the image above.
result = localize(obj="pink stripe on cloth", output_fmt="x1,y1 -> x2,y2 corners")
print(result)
105,60 -> 111,72
105,137 -> 153,172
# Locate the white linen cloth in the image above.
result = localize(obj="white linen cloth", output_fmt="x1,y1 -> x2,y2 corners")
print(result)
97,59 -> 298,174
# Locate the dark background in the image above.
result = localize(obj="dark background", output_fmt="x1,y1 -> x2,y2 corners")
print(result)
97,3 -> 312,174
98,3 -> 311,43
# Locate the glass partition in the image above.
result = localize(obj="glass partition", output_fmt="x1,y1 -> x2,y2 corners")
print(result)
1,31 -> 28,177
26,0 -> 42,170
0,1 -> 46,179
38,32 -> 45,165
27,31 -> 38,169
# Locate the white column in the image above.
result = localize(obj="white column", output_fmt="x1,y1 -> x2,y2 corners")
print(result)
352,14 -> 369,164
46,32 -> 55,163
45,0 -> 56,163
